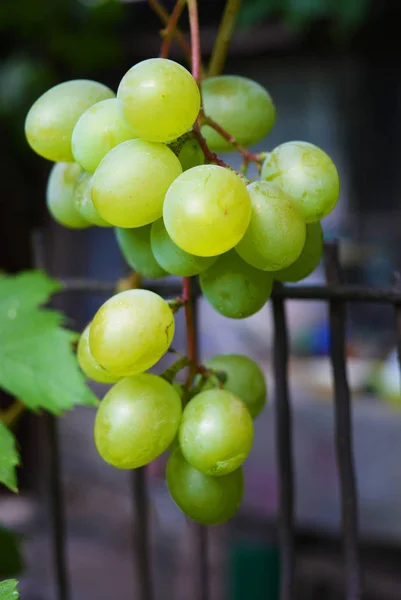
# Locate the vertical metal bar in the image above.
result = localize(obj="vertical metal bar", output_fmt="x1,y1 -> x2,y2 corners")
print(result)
131,467 -> 153,600
272,289 -> 295,600
324,241 -> 362,600
391,272 -> 401,395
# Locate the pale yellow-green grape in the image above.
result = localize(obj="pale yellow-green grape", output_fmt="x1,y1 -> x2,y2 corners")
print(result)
201,75 -> 276,152
261,141 -> 340,222
73,172 -> 112,227
177,138 -> 205,171
115,225 -> 167,279
117,58 -> 200,142
25,80 -> 114,162
236,181 -> 306,271
150,219 -> 217,277
91,139 -> 182,228
71,98 -> 135,173
94,374 -> 182,469
166,448 -> 244,525
89,289 -> 175,377
163,165 -> 251,257
46,162 -> 91,229
77,324 -> 120,384
275,221 -> 324,282
179,389 -> 254,476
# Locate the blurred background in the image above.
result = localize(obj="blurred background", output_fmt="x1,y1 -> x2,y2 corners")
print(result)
3,0 -> 401,598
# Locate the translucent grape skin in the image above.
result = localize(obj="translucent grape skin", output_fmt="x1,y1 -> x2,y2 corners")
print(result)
150,219 -> 217,277
117,58 -> 200,143
25,80 -> 114,162
261,141 -> 340,222
115,225 -> 167,279
91,139 -> 182,228
94,374 -> 182,469
73,172 -> 111,227
77,324 -> 120,384
166,448 -> 244,525
201,75 -> 276,152
163,165 -> 251,257
72,98 -> 135,174
179,389 -> 254,476
274,221 -> 324,282
204,354 -> 267,419
89,289 -> 175,377
46,162 -> 91,229
236,181 -> 306,271
177,138 -> 205,171
199,250 -> 273,319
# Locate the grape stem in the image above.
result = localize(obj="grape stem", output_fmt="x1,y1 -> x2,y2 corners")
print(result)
182,276 -> 198,387
187,0 -> 201,85
160,0 -> 187,59
208,0 -> 243,77
0,399 -> 25,429
147,0 -> 192,66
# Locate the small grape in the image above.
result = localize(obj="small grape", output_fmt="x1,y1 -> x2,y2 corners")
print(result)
150,219 -> 217,277
73,172 -> 111,227
274,221 -> 323,282
91,139 -> 182,228
72,98 -> 135,173
179,389 -> 254,476
46,162 -> 90,229
201,75 -> 276,152
94,374 -> 182,469
25,79 -> 114,162
77,324 -> 120,384
116,225 -> 167,279
163,165 -> 251,257
177,138 -> 205,171
117,58 -> 200,142
89,289 -> 175,377
261,141 -> 340,222
166,448 -> 244,525
199,250 -> 273,319
236,181 -> 306,271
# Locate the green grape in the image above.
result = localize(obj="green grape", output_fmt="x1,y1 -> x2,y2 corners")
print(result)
73,172 -> 111,227
77,324 -> 120,384
199,250 -> 273,319
204,354 -> 266,419
150,219 -> 216,277
163,165 -> 251,257
91,139 -> 182,228
275,222 -> 323,282
46,162 -> 91,229
166,448 -> 244,525
115,225 -> 167,279
177,138 -> 205,171
236,181 -> 306,271
25,80 -> 114,162
201,75 -> 276,152
72,98 -> 135,173
179,389 -> 254,476
117,58 -> 200,143
261,141 -> 340,222
94,374 -> 182,469
89,289 -> 175,377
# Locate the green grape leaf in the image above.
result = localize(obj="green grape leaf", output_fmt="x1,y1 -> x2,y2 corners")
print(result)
0,579 -> 19,600
0,526 -> 24,578
0,424 -> 19,492
0,271 -> 98,415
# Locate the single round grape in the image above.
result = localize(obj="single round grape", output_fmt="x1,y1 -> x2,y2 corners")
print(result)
89,289 -> 175,377
77,324 -> 120,384
179,389 -> 254,476
92,139 -> 182,228
117,58 -> 200,142
25,79 -> 114,162
46,162 -> 91,229
261,141 -> 340,222
94,374 -> 182,469
72,98 -> 135,173
163,165 -> 251,257
115,225 -> 167,279
201,75 -> 276,152
150,219 -> 216,277
199,250 -> 273,319
166,448 -> 244,525
236,181 -> 306,271
274,221 -> 323,282
177,138 -> 205,171
73,172 -> 111,227
204,354 -> 266,419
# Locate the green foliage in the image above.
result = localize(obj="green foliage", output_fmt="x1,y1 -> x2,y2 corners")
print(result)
0,579 -> 19,600
0,424 -> 19,492
0,526 -> 24,578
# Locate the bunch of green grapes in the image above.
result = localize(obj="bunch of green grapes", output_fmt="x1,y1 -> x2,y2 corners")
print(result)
25,55 -> 340,525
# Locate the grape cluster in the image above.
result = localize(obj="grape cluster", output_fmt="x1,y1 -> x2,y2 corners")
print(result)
25,56 -> 339,525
